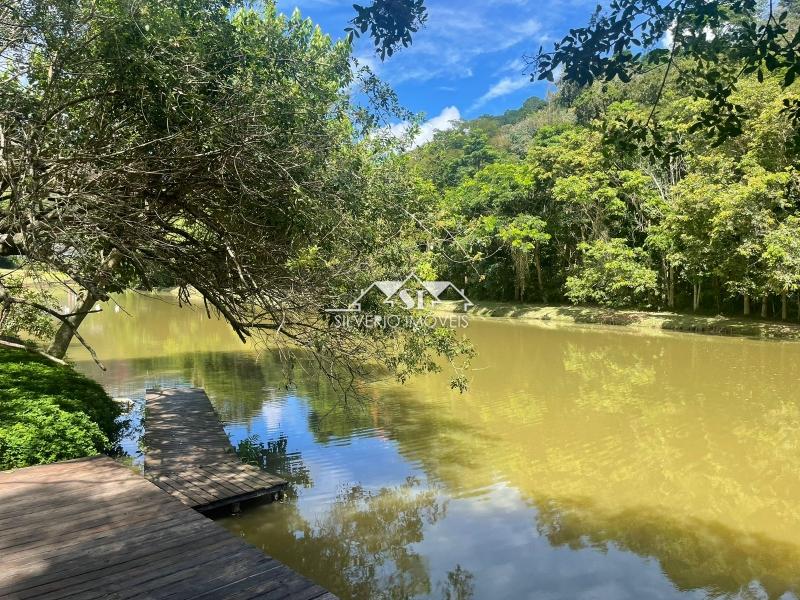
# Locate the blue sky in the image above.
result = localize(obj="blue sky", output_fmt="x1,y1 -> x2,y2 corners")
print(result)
275,0 -> 599,142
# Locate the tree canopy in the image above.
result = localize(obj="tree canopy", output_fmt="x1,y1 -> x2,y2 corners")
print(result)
0,0 -> 471,392
532,0 -> 800,153
406,61 -> 800,318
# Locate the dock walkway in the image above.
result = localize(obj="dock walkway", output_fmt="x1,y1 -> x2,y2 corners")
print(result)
144,388 -> 285,513
0,456 -> 335,599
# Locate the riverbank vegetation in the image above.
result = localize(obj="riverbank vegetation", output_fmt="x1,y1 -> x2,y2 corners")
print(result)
438,300 -> 800,341
0,347 -> 121,470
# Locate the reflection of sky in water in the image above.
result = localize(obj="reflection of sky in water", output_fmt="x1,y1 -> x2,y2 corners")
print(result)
72,294 -> 800,600
416,488 -> 709,600
94,370 -> 763,600
223,394 -> 430,513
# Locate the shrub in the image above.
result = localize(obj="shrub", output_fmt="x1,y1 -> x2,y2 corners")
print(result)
0,348 -> 122,470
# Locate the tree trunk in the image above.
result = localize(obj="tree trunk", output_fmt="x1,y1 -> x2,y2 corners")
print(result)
46,249 -> 121,359
48,291 -> 98,358
667,264 -> 675,309
692,280 -> 701,312
782,289 -> 788,321
534,243 -> 546,303
761,294 -> 769,318
744,293 -> 750,316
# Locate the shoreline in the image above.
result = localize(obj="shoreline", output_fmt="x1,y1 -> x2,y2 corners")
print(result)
436,301 -> 800,341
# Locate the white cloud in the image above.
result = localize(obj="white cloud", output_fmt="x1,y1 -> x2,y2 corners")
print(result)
388,105 -> 462,148
471,76 -> 529,111
377,6 -> 543,85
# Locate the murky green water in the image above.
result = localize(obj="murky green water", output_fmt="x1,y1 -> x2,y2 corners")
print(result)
71,293 -> 800,600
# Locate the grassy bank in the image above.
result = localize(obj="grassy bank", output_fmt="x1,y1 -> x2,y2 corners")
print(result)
438,301 -> 800,341
0,348 -> 122,470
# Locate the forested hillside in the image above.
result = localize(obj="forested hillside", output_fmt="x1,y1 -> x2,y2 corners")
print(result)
408,69 -> 800,319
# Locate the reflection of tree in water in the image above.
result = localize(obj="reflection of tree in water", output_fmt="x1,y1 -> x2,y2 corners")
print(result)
438,565 -> 475,600
299,477 -> 446,600
534,496 -> 800,600
235,434 -> 312,498
228,476 -> 474,600
560,340 -> 658,412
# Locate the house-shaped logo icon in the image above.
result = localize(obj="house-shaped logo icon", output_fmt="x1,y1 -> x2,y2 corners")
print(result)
326,273 -> 473,313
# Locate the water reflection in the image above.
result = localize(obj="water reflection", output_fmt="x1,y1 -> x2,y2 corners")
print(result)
71,293 -> 800,599
235,434 -> 313,497
226,477 -> 455,600
535,496 -> 800,599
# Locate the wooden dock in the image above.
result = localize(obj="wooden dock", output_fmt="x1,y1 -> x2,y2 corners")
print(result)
0,456 -> 335,599
144,388 -> 285,513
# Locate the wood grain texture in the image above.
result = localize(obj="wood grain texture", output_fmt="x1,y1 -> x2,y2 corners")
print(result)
0,456 -> 335,600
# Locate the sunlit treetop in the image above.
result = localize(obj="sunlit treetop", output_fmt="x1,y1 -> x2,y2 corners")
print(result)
530,0 -> 800,152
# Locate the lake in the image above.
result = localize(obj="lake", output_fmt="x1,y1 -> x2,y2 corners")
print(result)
70,293 -> 800,600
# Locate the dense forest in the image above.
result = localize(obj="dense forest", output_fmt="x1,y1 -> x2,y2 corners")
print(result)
407,59 -> 800,319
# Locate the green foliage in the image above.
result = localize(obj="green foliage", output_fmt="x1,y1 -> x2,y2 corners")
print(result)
0,276 -> 58,343
346,0 -> 427,59
566,239 -> 659,307
534,0 -> 800,150
408,48 -> 800,318
413,126 -> 499,190
0,348 -> 122,469
444,162 -> 534,217
497,215 -> 550,254
763,216 -> 800,293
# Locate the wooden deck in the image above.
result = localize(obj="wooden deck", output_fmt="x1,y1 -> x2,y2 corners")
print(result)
0,456 -> 335,599
144,388 -> 286,513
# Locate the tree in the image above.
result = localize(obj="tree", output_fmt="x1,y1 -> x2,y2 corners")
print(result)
565,238 -> 659,308
533,0 -> 800,153
763,216 -> 800,320
496,214 -> 550,302
0,0 -> 470,391
652,171 -> 722,312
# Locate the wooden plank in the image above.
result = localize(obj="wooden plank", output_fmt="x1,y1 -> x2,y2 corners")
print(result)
0,456 -> 336,599
0,499 -> 186,552
0,513 -> 216,591
110,548 -> 279,600
40,537 -> 255,600
143,388 -> 287,512
0,488 -> 167,534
